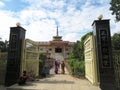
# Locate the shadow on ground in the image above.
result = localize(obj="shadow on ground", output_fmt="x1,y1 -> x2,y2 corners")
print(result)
35,79 -> 74,84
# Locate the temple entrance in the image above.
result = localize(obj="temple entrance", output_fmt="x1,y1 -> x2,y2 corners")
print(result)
55,48 -> 62,53
4,20 -> 118,90
55,48 -> 64,61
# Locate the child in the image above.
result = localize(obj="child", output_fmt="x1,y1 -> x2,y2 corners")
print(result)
18,71 -> 34,85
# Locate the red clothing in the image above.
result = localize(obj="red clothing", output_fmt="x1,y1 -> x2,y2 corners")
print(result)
20,74 -> 29,79
18,74 -> 29,85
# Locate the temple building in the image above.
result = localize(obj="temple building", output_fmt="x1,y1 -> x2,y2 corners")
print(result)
38,27 -> 75,61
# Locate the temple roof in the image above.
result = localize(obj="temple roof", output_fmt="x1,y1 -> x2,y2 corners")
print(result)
38,41 -> 75,46
37,26 -> 75,46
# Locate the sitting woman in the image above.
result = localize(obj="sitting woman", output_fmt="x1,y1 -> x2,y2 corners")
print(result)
18,70 -> 34,85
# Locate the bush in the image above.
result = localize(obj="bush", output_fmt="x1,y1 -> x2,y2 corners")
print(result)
68,58 -> 75,74
39,53 -> 46,77
68,32 -> 92,78
39,60 -> 45,77
73,60 -> 85,76
68,58 -> 85,77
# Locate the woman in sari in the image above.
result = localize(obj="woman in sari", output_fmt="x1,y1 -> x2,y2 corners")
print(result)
54,60 -> 58,74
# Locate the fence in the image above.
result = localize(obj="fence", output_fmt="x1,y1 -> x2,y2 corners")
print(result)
112,50 -> 120,90
0,52 -> 7,85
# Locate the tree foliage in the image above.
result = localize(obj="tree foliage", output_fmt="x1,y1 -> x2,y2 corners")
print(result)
68,32 -> 93,77
39,53 -> 47,60
110,0 -> 120,22
71,32 -> 92,61
71,41 -> 82,60
72,32 -> 93,58
81,32 -> 93,42
0,39 -> 9,52
39,53 -> 47,77
111,33 -> 120,50
68,58 -> 85,76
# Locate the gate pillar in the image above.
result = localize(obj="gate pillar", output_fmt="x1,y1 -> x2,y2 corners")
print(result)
5,25 -> 26,86
92,19 -> 116,90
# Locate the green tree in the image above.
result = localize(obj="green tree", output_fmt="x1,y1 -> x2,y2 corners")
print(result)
111,33 -> 120,50
80,32 -> 93,60
72,41 -> 81,59
68,32 -> 92,77
110,0 -> 120,22
81,32 -> 93,41
39,53 -> 47,77
39,53 -> 47,60
0,41 -> 4,51
0,39 -> 9,52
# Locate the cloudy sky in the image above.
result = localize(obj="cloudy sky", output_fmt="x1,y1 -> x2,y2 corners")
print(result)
0,0 -> 120,42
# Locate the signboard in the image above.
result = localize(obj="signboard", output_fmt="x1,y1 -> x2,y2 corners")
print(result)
99,29 -> 111,68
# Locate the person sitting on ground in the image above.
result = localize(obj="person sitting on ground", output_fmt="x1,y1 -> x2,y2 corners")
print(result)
18,70 -> 34,85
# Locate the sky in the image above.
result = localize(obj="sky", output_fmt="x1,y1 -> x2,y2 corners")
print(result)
0,0 -> 120,42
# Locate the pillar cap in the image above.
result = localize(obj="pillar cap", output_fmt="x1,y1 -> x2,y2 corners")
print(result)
92,19 -> 110,26
16,22 -> 21,27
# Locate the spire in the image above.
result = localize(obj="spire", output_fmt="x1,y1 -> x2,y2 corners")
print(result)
57,26 -> 58,36
52,26 -> 62,41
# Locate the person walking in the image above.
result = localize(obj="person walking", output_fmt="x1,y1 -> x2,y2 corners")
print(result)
61,61 -> 65,74
54,60 -> 58,74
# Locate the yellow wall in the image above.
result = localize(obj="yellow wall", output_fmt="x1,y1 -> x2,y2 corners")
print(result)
84,35 -> 99,85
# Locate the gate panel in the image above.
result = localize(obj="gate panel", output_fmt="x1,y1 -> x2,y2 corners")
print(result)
21,39 -> 39,77
84,35 -> 98,85
113,50 -> 120,90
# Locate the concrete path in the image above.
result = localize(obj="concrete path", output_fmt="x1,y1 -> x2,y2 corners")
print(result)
0,85 -> 6,90
6,68 -> 101,90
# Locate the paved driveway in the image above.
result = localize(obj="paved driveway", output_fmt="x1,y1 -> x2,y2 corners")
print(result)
7,68 -> 101,90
